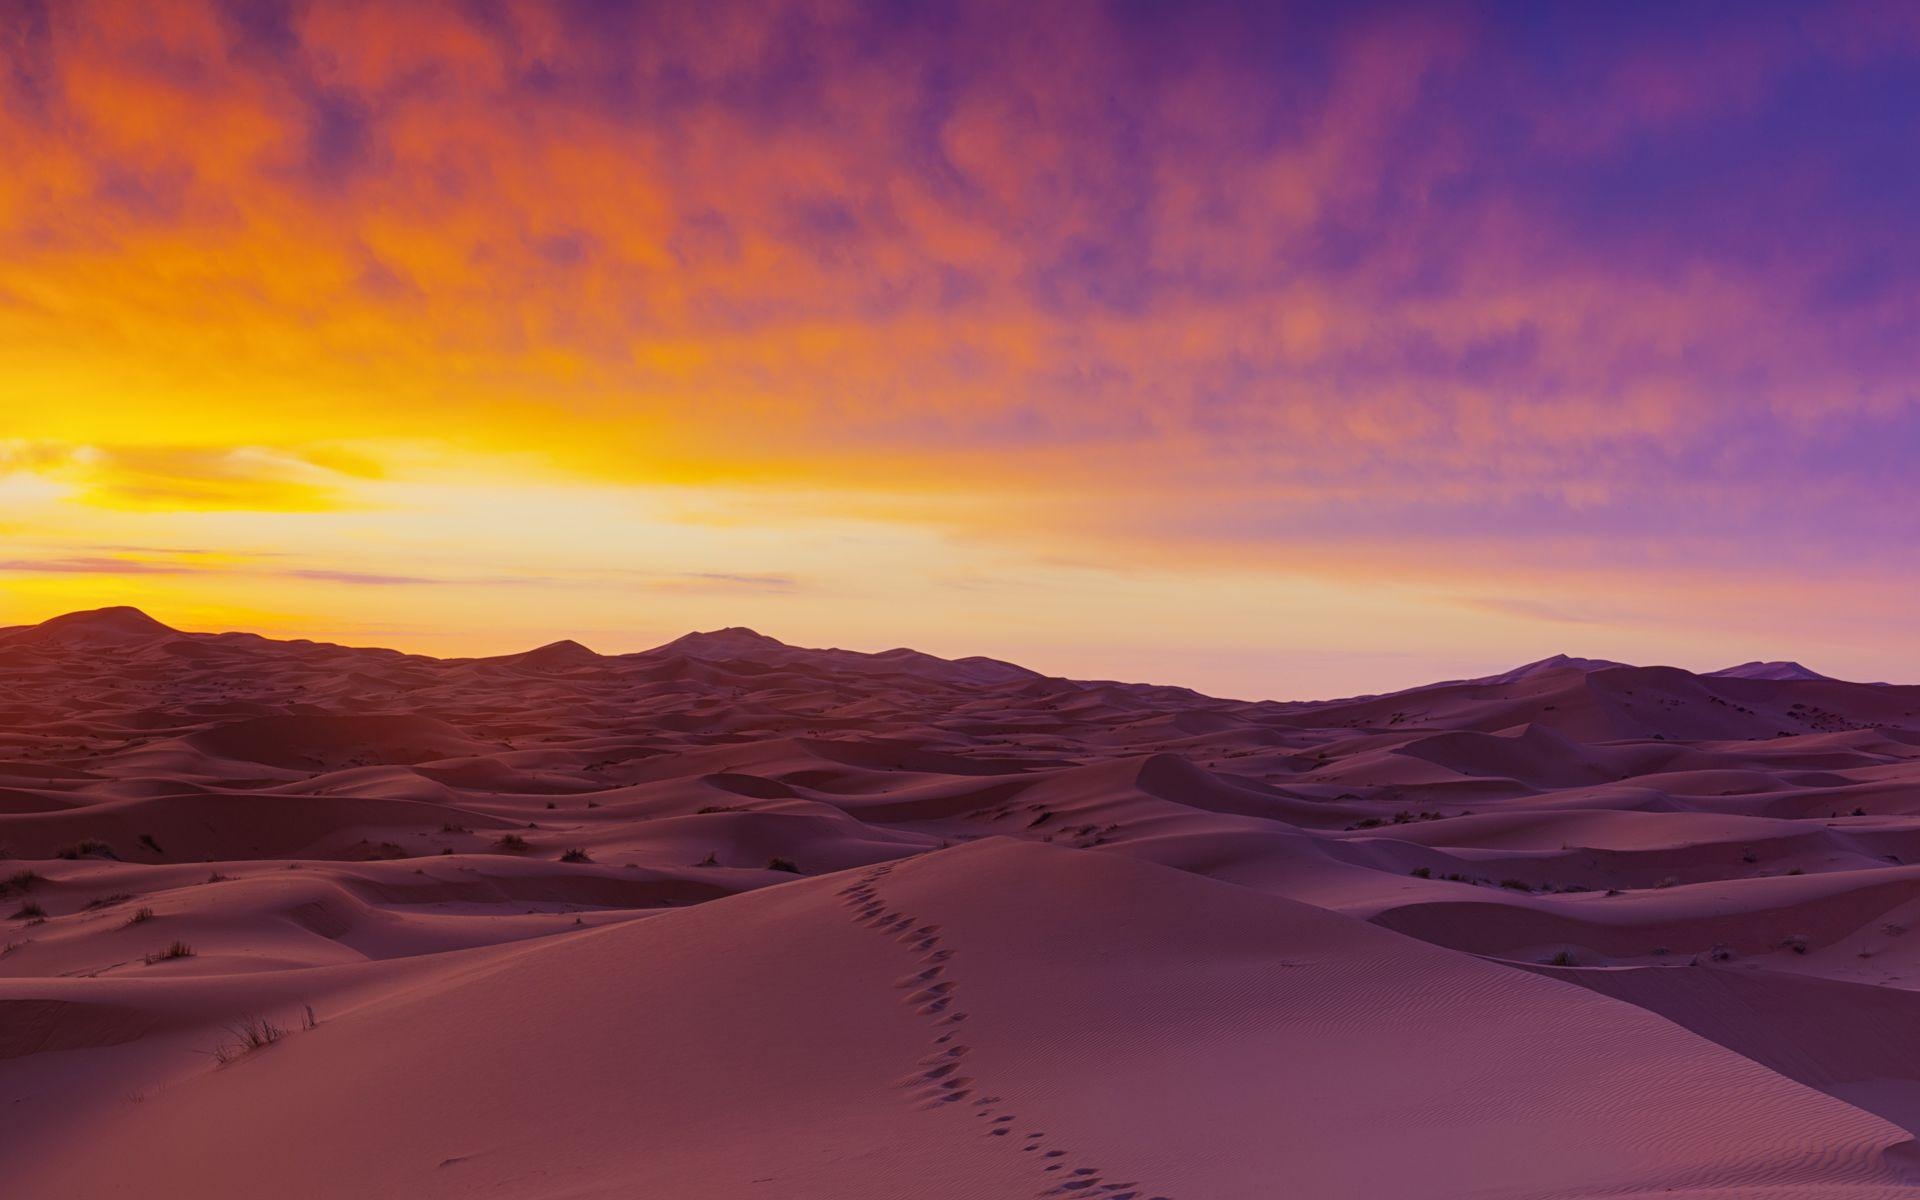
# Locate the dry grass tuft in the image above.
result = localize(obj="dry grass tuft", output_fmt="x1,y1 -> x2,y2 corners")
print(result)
144,940 -> 194,964
209,1015 -> 285,1065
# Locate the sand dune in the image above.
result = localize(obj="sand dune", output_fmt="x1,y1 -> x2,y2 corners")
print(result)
6,607 -> 1920,1197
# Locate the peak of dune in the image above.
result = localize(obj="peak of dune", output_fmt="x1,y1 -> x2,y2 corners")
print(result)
10,605 -> 177,645
46,604 -> 172,631
503,638 -> 600,667
1515,653 -> 1631,676
871,645 -> 1043,684
1709,660 -> 1832,682
1470,653 -> 1631,685
654,626 -> 790,657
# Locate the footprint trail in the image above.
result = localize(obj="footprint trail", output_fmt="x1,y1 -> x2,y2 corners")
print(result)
837,865 -> 1174,1200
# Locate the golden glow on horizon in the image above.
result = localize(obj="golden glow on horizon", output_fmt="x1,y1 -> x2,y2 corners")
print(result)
1,448 -> 1905,698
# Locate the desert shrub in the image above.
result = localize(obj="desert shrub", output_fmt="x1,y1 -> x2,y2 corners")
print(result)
3,870 -> 43,894
205,871 -> 231,884
56,839 -> 116,860
123,906 -> 155,926
84,893 -> 134,910
137,833 -> 164,854
1409,867 -> 1432,879
210,1015 -> 284,1064
1547,950 -> 1575,966
696,805 -> 744,815
11,901 -> 46,920
1499,879 -> 1531,892
144,940 -> 193,964
440,822 -> 469,834
767,857 -> 800,874
495,834 -> 530,852
559,848 -> 592,863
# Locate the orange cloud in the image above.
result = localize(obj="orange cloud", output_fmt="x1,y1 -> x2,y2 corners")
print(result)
0,442 -> 378,510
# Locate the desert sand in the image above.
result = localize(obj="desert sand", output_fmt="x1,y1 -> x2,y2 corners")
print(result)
6,607 -> 1920,1197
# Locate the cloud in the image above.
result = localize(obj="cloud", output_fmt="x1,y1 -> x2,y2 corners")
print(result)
0,548 -> 520,588
0,554 -> 203,575
0,442 -> 381,511
650,571 -> 801,594
1449,596 -> 1615,628
0,544 -> 805,596
4,2 -> 1915,516
280,568 -> 449,587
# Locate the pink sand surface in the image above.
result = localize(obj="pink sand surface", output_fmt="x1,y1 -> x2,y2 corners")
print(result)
6,607 -> 1920,1197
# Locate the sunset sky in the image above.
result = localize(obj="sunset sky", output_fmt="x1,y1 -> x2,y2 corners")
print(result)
3,0 -> 1918,698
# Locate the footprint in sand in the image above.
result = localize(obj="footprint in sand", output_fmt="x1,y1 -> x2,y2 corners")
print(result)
843,865 -> 1173,1200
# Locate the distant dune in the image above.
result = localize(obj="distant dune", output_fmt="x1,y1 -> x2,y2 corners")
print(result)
6,608 -> 1920,1198
1709,660 -> 1837,682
